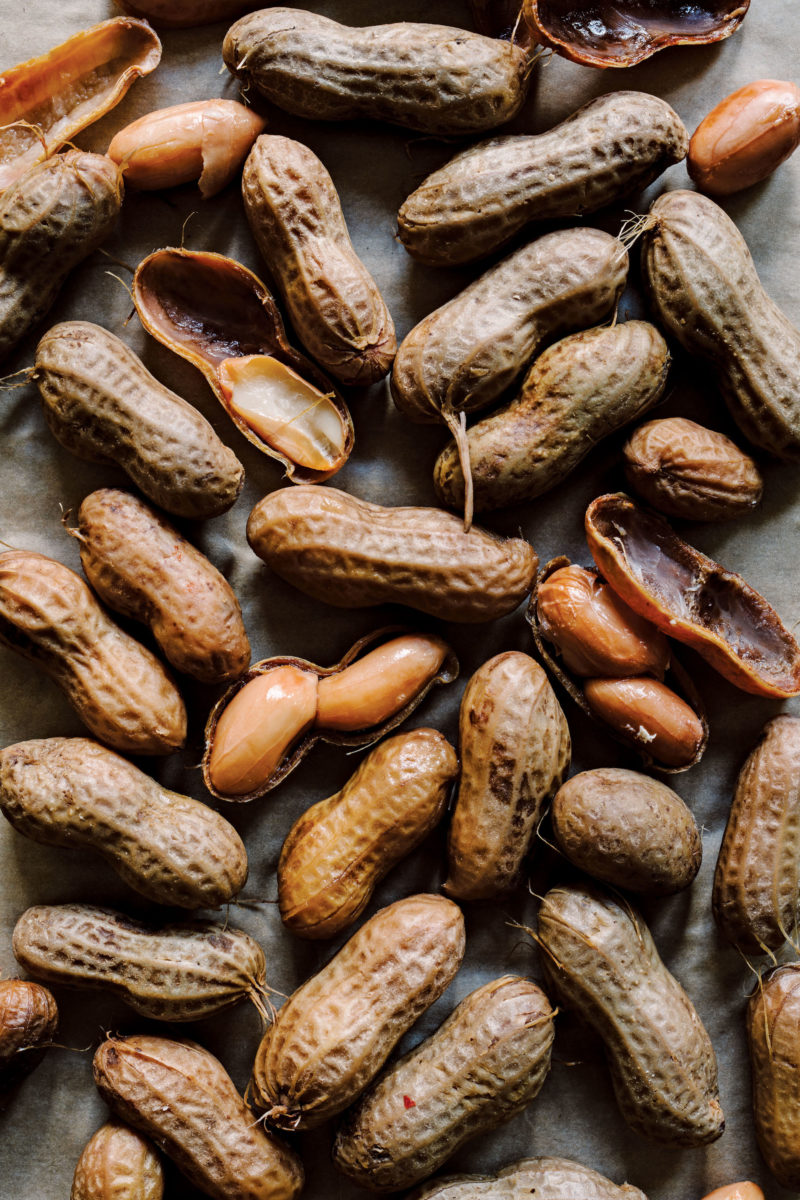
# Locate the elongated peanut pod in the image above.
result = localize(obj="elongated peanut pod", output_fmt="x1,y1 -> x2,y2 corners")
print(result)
410,1155 -> 648,1199
316,635 -> 448,731
71,1122 -> 163,1200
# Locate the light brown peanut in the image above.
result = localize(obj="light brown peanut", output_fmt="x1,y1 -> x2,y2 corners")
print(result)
747,964 -> 800,1190
583,677 -> 705,769
314,634 -> 449,730
71,1122 -> 163,1200
411,1155 -> 648,1199
0,978 -> 58,1090
689,80 -> 800,195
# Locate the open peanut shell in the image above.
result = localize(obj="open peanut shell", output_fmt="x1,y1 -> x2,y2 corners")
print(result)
132,248 -> 354,483
522,0 -> 749,68
0,17 -> 161,195
526,555 -> 708,773
585,493 -> 800,699
202,626 -> 459,803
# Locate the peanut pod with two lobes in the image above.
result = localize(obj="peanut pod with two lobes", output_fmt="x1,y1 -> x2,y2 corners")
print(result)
411,1155 -> 648,1199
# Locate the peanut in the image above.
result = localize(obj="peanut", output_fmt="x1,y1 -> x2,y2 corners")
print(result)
71,1122 -> 163,1200
747,964 -> 800,1189
34,322 -> 244,519
538,883 -> 724,1145
583,677 -> 705,769
411,1156 -> 648,1199
689,80 -> 800,195
444,652 -> 570,900
333,976 -> 554,1192
701,1187 -> 764,1200
314,634 -> 449,730
242,134 -> 396,384
13,904 -> 266,1022
223,9 -> 530,136
76,489 -> 250,686
0,978 -> 57,1089
0,550 -> 186,755
251,894 -> 465,1129
115,0 -> 253,27
0,737 -> 248,908
278,728 -> 457,938
93,1035 -> 304,1200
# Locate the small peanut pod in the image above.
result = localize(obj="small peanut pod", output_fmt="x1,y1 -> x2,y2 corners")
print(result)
279,728 -> 458,938
246,486 -> 537,623
747,964 -> 800,1190
713,715 -> 800,954
538,883 -> 724,1145
399,92 -> 687,265
410,1155 -> 648,1200
444,652 -> 570,901
391,227 -> 628,425
13,904 -> 266,1022
551,768 -> 701,895
77,489 -> 250,685
0,550 -> 186,755
0,737 -> 248,908
223,10 -> 530,136
243,135 -> 396,385
333,976 -> 554,1192
71,1122 -> 163,1200
0,153 -> 122,363
0,978 -> 58,1090
583,677 -> 706,770
93,1036 -> 304,1200
108,100 -> 266,197
35,321 -> 244,519
251,894 -> 465,1129
689,80 -> 800,196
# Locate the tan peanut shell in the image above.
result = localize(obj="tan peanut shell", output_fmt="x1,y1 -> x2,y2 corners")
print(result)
13,904 -> 266,1022
71,1121 -> 163,1200
77,489 -> 250,685
538,883 -> 723,1145
643,189 -> 800,459
0,153 -> 122,363
399,92 -> 688,265
279,728 -> 457,938
391,227 -> 628,424
93,1035 -> 304,1200
0,737 -> 248,908
223,9 -> 530,136
435,321 -> 669,514
251,893 -> 465,1129
0,550 -> 186,755
34,321 -> 244,519
246,485 -> 537,623
713,715 -> 800,954
242,135 -> 396,385
333,976 -> 554,1192
747,963 -> 800,1189
0,977 -> 58,1090
411,1155 -> 648,1199
445,652 -> 570,900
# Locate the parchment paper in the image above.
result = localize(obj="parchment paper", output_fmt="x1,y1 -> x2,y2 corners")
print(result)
0,2 -> 798,1196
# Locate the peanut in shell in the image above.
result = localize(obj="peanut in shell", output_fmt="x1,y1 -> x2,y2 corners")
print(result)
71,1121 -> 163,1200
0,977 -> 58,1090
747,963 -> 800,1190
410,1155 -> 648,1199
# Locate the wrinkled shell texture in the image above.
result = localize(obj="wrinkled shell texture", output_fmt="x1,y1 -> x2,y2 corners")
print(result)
243,135 -> 396,384
246,486 -> 537,623
399,91 -> 688,265
713,715 -> 800,954
0,737 -> 247,907
251,894 -> 466,1128
93,1036 -> 304,1200
0,977 -> 58,1088
333,976 -> 555,1191
223,9 -> 530,134
71,1121 -> 163,1200
748,964 -> 800,1190
446,652 -> 570,899
411,1155 -> 648,1199
538,884 -> 723,1145
278,728 -> 457,938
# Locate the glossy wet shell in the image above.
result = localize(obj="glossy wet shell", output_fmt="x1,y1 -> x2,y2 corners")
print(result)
0,978 -> 58,1090
410,1155 -> 648,1199
747,964 -> 800,1190
538,883 -> 723,1145
0,737 -> 248,908
71,1121 -> 163,1200
223,9 -> 530,135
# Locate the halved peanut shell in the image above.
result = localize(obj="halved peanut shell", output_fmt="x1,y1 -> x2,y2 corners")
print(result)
585,493 -> 800,698
202,627 -> 458,802
132,248 -> 353,482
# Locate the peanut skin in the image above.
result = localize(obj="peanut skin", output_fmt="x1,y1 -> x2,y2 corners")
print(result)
410,1156 -> 648,1199
688,80 -> 800,195
747,964 -> 800,1190
582,677 -> 706,769
0,978 -> 58,1090
71,1122 -> 163,1200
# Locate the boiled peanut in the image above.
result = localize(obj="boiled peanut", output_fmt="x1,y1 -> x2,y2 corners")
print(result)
93,1035 -> 304,1200
0,549 -> 186,755
538,883 -> 723,1145
713,715 -> 800,954
251,894 -> 465,1129
0,737 -> 248,908
71,1122 -> 163,1200
223,10 -> 530,135
243,135 -> 396,385
116,0 -> 254,27
689,80 -> 800,195
583,677 -> 706,769
333,976 -> 554,1192
411,1155 -> 648,1199
551,768 -> 701,895
747,963 -> 800,1189
0,978 -> 57,1089
314,634 -> 449,731
76,489 -> 250,686
444,652 -> 570,900
34,322 -> 244,518
13,904 -> 266,1022
701,1187 -> 764,1200
279,728 -> 457,938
